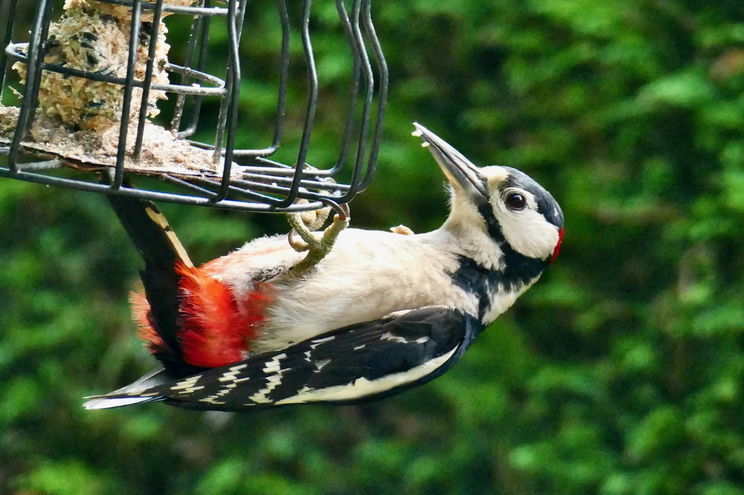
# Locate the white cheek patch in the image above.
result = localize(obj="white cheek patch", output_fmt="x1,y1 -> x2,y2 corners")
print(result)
496,207 -> 560,260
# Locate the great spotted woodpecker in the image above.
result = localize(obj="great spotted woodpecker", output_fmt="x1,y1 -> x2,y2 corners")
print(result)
84,123 -> 564,410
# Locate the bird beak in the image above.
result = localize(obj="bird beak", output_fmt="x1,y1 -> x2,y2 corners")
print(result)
412,123 -> 489,200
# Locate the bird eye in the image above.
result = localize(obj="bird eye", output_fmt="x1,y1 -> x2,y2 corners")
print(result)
505,192 -> 527,211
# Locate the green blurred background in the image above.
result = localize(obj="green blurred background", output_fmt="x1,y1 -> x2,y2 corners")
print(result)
2,0 -> 744,493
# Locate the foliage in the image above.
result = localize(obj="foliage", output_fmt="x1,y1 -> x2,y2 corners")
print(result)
2,0 -> 744,493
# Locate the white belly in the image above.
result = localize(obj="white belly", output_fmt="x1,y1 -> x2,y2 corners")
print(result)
228,229 -> 477,353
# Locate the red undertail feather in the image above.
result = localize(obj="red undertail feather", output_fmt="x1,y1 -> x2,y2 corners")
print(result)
176,263 -> 270,368
130,291 -> 168,354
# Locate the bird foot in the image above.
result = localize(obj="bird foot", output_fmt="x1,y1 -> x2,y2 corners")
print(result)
287,203 -> 350,277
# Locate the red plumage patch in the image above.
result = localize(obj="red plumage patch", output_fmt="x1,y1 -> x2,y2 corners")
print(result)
550,227 -> 564,264
176,263 -> 270,368
130,291 -> 168,354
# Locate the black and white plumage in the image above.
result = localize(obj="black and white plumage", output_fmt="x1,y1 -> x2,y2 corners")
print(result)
87,307 -> 478,410
84,123 -> 564,411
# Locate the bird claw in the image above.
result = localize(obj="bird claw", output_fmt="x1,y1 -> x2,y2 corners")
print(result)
287,212 -> 321,252
287,204 -> 350,277
287,228 -> 310,252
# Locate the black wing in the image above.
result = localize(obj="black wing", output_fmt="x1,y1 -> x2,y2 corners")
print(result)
86,307 -> 482,411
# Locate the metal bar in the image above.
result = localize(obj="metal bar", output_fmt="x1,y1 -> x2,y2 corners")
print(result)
233,182 -> 344,203
190,174 -> 340,208
161,173 -> 220,196
195,176 -> 294,204
7,0 -> 51,171
180,8 -> 213,137
242,164 -> 313,174
22,0 -> 54,136
329,0 -> 360,176
193,175 -> 343,205
360,0 -> 387,190
270,0 -> 291,154
223,0 -> 250,178
169,13 -> 198,133
232,0 -> 290,158
250,158 -> 299,170
177,172 -> 343,208
235,0 -> 248,39
211,0 -> 245,202
0,0 -> 20,96
210,1 -> 237,178
133,0 -> 165,158
0,166 -> 328,212
272,0 -> 317,209
165,63 -> 224,89
235,173 -> 350,191
171,1 -> 210,136
112,0 -> 143,190
336,0 -> 374,204
5,45 -> 227,95
174,0 -> 214,138
94,0 -> 229,16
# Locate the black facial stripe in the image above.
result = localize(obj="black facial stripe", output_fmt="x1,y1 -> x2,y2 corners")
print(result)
448,256 -> 501,321
444,197 -> 546,322
449,253 -> 545,322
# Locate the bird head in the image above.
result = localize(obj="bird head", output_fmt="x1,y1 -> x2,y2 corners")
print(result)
412,123 -> 564,271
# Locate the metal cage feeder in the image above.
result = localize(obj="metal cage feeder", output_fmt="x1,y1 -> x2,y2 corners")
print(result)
0,0 -> 388,212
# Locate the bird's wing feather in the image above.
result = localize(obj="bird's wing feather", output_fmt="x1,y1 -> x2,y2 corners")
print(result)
85,307 -> 481,411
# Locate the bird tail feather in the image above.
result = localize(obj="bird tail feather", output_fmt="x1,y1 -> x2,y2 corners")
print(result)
83,368 -> 168,410
106,189 -> 198,375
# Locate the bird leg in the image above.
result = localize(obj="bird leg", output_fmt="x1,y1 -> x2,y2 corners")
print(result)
286,204 -> 329,252
287,203 -> 350,277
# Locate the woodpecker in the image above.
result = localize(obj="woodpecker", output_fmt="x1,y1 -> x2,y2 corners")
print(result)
84,123 -> 564,411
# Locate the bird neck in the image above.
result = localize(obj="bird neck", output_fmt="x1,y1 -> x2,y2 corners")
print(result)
434,206 -> 549,325
445,253 -> 542,326
440,215 -> 505,271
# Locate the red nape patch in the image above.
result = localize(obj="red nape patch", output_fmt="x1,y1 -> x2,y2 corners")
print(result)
550,227 -> 564,264
130,291 -> 168,354
176,263 -> 269,368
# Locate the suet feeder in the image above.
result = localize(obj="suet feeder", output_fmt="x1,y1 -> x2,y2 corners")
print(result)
0,0 -> 387,212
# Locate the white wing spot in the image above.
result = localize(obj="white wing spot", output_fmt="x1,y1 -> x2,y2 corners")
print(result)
313,359 -> 330,372
249,353 -> 288,404
170,375 -> 204,394
202,368 -> 255,404
263,353 -> 286,374
310,336 -> 335,350
380,332 -> 408,344
218,364 -> 247,383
